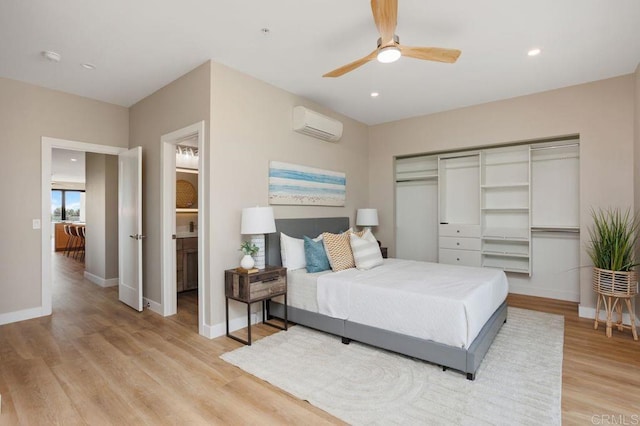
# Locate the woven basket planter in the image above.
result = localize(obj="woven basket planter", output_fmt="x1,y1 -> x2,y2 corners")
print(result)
592,268 -> 638,297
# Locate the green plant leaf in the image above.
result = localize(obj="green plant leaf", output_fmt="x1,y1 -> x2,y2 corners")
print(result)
587,207 -> 640,271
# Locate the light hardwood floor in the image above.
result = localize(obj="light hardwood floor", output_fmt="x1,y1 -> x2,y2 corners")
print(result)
1,254 -> 638,425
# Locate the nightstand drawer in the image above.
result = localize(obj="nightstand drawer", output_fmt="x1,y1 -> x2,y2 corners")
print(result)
225,267 -> 287,303
249,277 -> 286,300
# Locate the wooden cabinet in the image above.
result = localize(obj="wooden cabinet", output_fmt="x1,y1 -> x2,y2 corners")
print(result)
177,237 -> 198,292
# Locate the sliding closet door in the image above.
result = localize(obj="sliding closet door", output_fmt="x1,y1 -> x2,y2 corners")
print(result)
395,156 -> 438,262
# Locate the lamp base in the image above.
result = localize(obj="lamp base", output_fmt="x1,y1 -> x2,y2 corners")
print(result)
250,234 -> 266,269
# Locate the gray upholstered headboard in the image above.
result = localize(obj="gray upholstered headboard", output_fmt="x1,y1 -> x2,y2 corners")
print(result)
266,217 -> 350,267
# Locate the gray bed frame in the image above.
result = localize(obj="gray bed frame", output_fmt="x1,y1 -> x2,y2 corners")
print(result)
266,217 -> 507,380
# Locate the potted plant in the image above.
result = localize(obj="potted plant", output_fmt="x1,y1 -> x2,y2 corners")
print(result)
239,241 -> 259,269
587,207 -> 639,339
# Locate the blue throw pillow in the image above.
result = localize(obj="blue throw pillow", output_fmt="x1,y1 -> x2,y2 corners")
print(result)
304,236 -> 330,273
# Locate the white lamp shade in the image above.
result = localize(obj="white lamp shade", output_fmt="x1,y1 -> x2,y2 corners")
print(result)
240,207 -> 276,235
356,208 -> 379,227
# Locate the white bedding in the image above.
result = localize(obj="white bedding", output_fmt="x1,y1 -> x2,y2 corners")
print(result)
283,268 -> 330,312
317,258 -> 508,348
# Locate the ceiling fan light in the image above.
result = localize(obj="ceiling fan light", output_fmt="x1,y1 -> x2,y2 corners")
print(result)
377,46 -> 401,63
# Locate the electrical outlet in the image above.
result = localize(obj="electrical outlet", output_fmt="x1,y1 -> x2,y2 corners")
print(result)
32,219 -> 41,229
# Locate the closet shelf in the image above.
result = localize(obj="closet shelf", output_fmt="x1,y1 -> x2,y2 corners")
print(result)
483,265 -> 530,274
482,251 -> 529,258
482,228 -> 529,240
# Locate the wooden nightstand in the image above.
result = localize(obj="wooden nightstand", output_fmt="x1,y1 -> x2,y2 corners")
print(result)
224,266 -> 288,345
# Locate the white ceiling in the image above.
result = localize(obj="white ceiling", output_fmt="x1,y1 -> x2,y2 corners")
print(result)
52,149 -> 85,183
1,1 -> 639,125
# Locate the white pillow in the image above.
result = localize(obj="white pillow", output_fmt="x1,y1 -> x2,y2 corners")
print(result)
349,229 -> 383,270
280,233 -> 306,270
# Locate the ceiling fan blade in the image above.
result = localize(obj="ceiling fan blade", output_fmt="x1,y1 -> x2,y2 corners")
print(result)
371,0 -> 398,45
400,45 -> 461,63
323,50 -> 378,78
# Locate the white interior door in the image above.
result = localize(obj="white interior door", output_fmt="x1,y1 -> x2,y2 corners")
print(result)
118,146 -> 143,311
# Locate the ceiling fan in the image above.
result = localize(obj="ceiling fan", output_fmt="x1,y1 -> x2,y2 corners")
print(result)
323,0 -> 461,78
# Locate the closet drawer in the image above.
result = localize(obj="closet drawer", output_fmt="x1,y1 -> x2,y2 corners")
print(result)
439,249 -> 481,267
439,224 -> 481,238
439,237 -> 481,251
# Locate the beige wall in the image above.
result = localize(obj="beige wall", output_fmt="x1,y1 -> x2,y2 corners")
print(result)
208,62 -> 370,325
369,75 -> 635,311
129,61 -> 211,304
634,63 -> 640,316
85,153 -> 119,281
0,77 -> 128,318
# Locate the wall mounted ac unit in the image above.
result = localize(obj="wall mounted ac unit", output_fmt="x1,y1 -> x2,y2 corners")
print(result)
292,106 -> 343,142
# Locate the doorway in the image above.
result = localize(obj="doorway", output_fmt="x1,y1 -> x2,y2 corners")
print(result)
41,138 -> 127,316
160,121 -> 206,336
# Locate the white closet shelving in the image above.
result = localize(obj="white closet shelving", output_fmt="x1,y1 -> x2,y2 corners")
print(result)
438,154 -> 481,267
393,138 -> 580,301
480,146 -> 531,274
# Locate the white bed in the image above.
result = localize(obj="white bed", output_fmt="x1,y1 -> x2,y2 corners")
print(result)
266,217 -> 509,380
286,259 -> 508,349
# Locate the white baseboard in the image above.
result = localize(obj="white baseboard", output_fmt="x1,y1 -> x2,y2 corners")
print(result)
205,312 -> 260,339
509,283 -> 579,302
83,271 -> 118,288
0,305 -> 48,326
143,297 -> 163,315
579,305 -> 640,325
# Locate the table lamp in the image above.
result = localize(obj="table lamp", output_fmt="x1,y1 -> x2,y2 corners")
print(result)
356,208 -> 379,232
240,206 -> 276,269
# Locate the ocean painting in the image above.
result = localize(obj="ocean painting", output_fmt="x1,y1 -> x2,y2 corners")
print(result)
269,161 -> 346,206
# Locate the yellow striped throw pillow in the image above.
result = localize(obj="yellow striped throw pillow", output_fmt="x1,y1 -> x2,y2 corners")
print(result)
322,231 -> 356,271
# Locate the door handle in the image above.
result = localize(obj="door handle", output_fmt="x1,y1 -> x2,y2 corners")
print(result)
129,234 -> 146,240
172,234 -> 177,240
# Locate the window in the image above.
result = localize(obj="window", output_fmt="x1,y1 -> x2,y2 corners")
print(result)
51,190 -> 84,222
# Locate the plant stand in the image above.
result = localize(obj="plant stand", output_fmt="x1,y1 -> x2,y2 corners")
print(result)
592,268 -> 638,341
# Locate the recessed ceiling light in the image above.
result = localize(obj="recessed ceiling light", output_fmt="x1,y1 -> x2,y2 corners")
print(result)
81,63 -> 96,70
370,92 -> 380,98
70,158 -> 77,162
528,48 -> 541,57
42,50 -> 61,62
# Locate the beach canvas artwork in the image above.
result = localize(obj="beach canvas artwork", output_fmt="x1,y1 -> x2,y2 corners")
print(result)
269,161 -> 346,206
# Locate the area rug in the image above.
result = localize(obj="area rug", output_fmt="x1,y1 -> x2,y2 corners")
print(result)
221,307 -> 563,425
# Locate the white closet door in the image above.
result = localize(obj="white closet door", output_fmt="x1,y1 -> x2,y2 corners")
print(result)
396,180 -> 438,262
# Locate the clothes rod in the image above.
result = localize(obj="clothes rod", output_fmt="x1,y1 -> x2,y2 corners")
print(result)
395,177 -> 438,183
530,143 -> 579,151
531,227 -> 580,233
